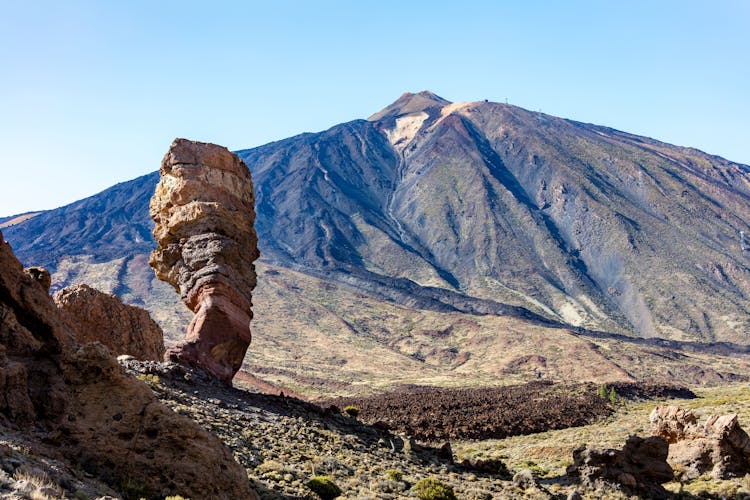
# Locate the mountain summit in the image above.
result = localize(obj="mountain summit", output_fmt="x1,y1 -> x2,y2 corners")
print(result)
4,93 -> 750,349
367,90 -> 451,121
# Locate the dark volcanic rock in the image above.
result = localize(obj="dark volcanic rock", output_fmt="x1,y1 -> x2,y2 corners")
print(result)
566,435 -> 673,499
326,381 -> 613,441
0,229 -> 257,499
150,138 -> 259,383
53,283 -> 165,361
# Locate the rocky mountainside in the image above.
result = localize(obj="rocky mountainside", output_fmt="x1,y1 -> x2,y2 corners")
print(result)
6,92 -> 749,343
3,92 -> 750,394
238,91 -> 750,341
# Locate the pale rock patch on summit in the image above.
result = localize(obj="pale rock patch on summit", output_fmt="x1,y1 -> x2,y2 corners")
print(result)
383,111 -> 428,152
427,101 -> 475,131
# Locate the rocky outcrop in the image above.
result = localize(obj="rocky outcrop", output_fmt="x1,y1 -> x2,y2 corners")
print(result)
23,266 -> 51,293
54,283 -> 165,361
149,138 -> 259,383
566,435 -> 673,499
0,230 -> 257,499
650,405 -> 750,479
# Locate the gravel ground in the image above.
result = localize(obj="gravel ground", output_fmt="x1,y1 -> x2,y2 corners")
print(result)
121,359 -> 569,499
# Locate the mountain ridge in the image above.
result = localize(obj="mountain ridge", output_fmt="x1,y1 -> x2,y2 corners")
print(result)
3,92 -> 749,351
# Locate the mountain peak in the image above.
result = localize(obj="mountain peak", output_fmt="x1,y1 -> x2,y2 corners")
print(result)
368,90 -> 451,121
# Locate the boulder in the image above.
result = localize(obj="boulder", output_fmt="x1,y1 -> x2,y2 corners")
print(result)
149,138 -> 259,383
649,405 -> 697,443
54,284 -> 165,361
651,405 -> 750,479
0,229 -> 257,499
512,469 -> 540,490
23,267 -> 51,293
566,435 -> 673,499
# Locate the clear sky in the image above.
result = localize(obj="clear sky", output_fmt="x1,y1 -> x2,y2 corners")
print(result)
1,0 -> 748,217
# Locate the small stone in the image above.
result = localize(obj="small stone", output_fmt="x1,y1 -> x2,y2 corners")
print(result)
437,442 -> 453,462
372,420 -> 390,431
512,469 -> 539,489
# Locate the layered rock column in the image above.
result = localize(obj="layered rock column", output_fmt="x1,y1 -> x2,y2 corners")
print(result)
149,138 -> 259,383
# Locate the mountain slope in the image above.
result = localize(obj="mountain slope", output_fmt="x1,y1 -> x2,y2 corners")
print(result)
235,91 -> 750,341
4,92 -> 750,352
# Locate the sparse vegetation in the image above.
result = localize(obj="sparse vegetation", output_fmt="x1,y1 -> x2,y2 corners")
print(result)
598,384 -> 608,399
136,373 -> 160,386
412,477 -> 457,500
609,386 -> 618,405
306,475 -> 342,499
482,457 -> 511,478
385,469 -> 403,481
12,469 -> 64,500
118,476 -> 148,499
342,405 -> 360,418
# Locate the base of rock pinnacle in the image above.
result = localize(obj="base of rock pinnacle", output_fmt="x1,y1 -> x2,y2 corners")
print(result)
166,289 -> 252,384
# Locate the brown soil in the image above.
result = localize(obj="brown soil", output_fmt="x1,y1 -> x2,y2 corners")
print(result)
0,212 -> 42,229
325,381 -> 695,442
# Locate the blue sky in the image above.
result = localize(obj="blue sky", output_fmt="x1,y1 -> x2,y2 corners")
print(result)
1,1 -> 748,216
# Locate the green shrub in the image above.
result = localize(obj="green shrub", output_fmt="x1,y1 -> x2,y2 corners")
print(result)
118,476 -> 147,499
412,477 -> 457,500
385,469 -> 403,481
306,476 -> 342,500
343,405 -> 360,418
608,386 -> 618,405
136,373 -> 160,386
598,384 -> 608,399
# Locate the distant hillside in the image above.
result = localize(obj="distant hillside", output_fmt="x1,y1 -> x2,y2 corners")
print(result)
4,92 -> 750,394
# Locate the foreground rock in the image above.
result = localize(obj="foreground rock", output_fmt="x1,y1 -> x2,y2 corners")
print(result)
566,435 -> 673,499
54,283 -> 165,361
150,138 -> 259,383
23,266 -> 51,292
0,230 -> 257,499
651,405 -> 750,479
